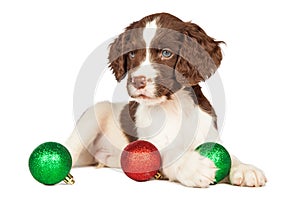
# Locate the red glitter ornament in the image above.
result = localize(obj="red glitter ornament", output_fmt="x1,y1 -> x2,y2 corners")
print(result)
121,140 -> 162,181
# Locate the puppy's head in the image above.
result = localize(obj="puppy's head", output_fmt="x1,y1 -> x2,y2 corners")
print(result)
108,13 -> 223,105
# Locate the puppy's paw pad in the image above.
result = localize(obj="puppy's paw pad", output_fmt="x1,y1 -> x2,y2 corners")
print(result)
230,163 -> 267,187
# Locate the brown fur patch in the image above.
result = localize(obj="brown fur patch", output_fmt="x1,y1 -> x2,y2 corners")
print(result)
185,85 -> 218,129
175,22 -> 224,85
120,101 -> 140,142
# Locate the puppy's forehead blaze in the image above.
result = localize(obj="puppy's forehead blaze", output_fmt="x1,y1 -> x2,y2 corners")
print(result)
140,19 -> 181,54
143,20 -> 158,48
140,20 -> 158,65
129,20 -> 159,78
132,19 -> 179,65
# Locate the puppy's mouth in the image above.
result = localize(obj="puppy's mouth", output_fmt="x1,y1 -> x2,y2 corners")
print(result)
132,94 -> 154,100
131,93 -> 168,106
127,82 -> 169,104
128,83 -> 156,100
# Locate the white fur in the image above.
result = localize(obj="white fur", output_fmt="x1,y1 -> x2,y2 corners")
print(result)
143,20 -> 157,48
142,20 -> 157,67
163,151 -> 217,187
65,102 -> 129,167
130,64 -> 157,78
133,95 -> 167,106
229,162 -> 267,187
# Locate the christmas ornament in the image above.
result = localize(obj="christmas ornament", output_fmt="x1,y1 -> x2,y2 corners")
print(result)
195,142 -> 231,183
28,142 -> 74,185
121,140 -> 162,181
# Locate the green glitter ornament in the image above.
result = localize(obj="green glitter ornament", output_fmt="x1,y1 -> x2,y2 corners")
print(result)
195,142 -> 231,183
28,142 -> 74,185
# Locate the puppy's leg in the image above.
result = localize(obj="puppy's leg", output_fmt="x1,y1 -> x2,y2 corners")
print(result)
90,102 -> 131,168
65,101 -> 130,168
162,151 -> 217,188
65,101 -> 112,167
227,155 -> 267,187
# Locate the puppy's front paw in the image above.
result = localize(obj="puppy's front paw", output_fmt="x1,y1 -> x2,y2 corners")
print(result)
229,163 -> 267,187
168,151 -> 217,188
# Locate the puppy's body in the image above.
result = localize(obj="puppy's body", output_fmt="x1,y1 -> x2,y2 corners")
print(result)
66,13 -> 266,187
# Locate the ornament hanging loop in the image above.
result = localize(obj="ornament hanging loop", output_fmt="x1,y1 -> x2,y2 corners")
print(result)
154,171 -> 164,180
64,173 -> 75,185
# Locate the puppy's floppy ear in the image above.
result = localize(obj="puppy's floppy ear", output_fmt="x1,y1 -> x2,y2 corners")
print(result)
175,22 -> 223,85
108,33 -> 127,82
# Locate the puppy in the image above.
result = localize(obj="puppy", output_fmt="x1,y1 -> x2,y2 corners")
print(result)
66,13 -> 267,187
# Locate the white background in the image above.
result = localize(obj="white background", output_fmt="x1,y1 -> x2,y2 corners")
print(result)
1,0 -> 299,199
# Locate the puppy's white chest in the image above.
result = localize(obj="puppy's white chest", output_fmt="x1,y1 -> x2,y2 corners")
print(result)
136,101 -> 182,146
134,89 -> 219,152
135,92 -> 201,151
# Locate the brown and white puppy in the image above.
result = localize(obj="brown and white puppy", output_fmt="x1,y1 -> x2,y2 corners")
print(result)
66,13 -> 267,187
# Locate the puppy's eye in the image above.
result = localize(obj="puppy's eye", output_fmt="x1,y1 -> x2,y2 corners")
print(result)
129,51 -> 135,59
161,49 -> 173,58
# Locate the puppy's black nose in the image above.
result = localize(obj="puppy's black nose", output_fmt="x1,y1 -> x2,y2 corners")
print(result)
132,76 -> 147,89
